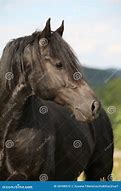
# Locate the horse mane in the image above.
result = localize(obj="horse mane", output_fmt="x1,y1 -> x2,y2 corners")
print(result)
0,32 -> 37,102
0,30 -> 81,104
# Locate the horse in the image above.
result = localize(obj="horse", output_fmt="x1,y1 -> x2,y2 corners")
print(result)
0,19 -> 113,180
0,96 -> 113,180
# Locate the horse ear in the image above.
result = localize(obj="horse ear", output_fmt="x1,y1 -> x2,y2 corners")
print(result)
41,18 -> 51,39
55,20 -> 64,36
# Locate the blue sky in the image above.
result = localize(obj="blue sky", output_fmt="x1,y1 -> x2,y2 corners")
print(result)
0,0 -> 121,69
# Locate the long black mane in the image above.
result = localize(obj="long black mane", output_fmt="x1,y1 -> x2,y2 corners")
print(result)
0,31 -> 81,99
0,33 -> 39,94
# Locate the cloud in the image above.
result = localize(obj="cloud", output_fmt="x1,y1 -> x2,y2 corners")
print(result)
63,21 -> 113,55
107,44 -> 121,54
93,23 -> 112,33
105,0 -> 121,4
2,0 -> 66,11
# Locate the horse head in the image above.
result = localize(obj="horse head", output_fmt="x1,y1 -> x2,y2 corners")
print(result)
0,18 -> 101,122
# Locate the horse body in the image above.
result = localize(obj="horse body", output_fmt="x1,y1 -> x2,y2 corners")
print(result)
0,96 -> 113,181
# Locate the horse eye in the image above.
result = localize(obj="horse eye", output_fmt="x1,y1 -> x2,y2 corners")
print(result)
56,62 -> 63,69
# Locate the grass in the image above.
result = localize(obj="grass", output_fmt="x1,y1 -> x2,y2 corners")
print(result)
112,150 -> 121,180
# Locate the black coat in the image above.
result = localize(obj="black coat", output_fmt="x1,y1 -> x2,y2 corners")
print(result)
0,96 -> 113,181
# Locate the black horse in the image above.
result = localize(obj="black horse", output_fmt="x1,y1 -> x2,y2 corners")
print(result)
0,19 -> 113,180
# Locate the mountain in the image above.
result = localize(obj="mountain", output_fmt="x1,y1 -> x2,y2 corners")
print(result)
82,66 -> 121,86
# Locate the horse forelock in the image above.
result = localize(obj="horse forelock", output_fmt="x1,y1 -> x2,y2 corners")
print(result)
49,32 -> 81,76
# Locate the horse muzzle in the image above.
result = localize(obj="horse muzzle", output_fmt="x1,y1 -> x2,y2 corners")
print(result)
74,100 -> 101,122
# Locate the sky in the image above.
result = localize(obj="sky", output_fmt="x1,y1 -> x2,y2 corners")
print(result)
0,0 -> 121,69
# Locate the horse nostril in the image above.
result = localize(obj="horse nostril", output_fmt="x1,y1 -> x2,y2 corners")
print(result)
91,101 -> 100,115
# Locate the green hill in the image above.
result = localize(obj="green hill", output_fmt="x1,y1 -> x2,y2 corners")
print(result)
95,78 -> 121,149
83,66 -> 121,87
